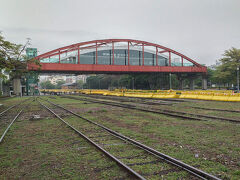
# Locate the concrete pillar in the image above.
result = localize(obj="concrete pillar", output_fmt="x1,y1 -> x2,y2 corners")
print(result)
13,78 -> 22,96
190,78 -> 195,90
202,76 -> 207,90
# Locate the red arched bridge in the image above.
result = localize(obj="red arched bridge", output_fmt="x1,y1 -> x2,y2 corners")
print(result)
27,39 -> 207,74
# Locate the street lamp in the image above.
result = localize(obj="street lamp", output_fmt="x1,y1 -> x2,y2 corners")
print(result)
237,66 -> 239,93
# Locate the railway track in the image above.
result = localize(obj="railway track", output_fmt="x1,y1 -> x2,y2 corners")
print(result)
0,98 -> 31,143
187,106 -> 240,113
60,95 -> 240,124
77,93 -> 174,106
77,93 -> 240,114
37,97 -> 220,180
0,98 -> 29,116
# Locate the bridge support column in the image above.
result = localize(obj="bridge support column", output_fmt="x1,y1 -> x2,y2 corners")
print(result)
190,78 -> 195,90
13,78 -> 22,96
202,75 -> 207,90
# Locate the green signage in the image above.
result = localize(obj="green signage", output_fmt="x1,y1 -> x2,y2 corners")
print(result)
25,48 -> 39,95
26,48 -> 37,58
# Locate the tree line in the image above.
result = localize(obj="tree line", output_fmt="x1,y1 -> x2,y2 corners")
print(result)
40,80 -> 84,89
209,47 -> 240,89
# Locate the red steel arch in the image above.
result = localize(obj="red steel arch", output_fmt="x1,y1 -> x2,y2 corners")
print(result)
28,39 -> 207,74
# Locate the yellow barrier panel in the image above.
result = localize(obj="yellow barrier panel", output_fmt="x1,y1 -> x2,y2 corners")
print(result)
39,89 -> 240,102
124,92 -> 153,98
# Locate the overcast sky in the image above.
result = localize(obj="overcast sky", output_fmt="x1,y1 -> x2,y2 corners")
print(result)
0,0 -> 239,66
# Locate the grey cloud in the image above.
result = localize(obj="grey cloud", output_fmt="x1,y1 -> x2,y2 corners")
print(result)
0,0 -> 239,65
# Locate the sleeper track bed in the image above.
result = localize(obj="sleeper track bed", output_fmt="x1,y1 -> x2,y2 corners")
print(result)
76,93 -> 174,106
76,93 -> 240,114
60,95 -> 240,124
0,98 -> 32,143
37,97 -> 220,180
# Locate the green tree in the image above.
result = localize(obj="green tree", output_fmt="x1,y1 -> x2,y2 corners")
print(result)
85,76 -> 99,89
119,75 -> 132,88
40,81 -> 55,89
85,74 -> 172,90
56,80 -> 65,89
214,47 -> 240,87
206,67 -> 218,87
76,80 -> 84,89
0,33 -> 40,80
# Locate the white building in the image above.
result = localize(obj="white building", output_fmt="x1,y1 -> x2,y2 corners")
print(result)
76,75 -> 88,83
47,75 -> 66,85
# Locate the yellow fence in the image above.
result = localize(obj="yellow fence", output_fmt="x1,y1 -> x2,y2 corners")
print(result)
40,89 -> 240,102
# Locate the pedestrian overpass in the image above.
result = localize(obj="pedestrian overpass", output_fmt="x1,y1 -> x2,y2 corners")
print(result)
27,39 -> 207,90
28,39 -> 206,74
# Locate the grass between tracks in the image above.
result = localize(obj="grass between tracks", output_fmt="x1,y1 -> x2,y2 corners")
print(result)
0,96 -> 29,111
1,96 -> 240,179
0,96 -> 29,137
0,98 -> 133,179
51,95 -> 240,180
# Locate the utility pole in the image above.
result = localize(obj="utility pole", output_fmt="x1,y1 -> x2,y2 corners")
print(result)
169,73 -> 172,89
237,66 -> 239,93
132,76 -> 135,90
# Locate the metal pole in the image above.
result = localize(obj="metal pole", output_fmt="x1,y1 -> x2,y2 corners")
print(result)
132,76 -> 134,90
26,76 -> 29,96
142,44 -> 144,66
156,47 -> 158,66
78,47 -> 80,64
0,78 -> 2,96
169,52 -> 171,66
96,42 -> 98,64
169,73 -> 172,89
128,42 -> 130,65
59,51 -> 60,63
237,66 -> 239,93
112,42 -> 114,65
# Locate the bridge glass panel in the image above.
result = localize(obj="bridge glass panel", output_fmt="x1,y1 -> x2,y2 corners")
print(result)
40,56 -> 59,63
60,51 -> 78,64
158,56 -> 168,66
60,56 -> 77,64
114,49 -> 127,65
184,62 -> 194,66
171,59 -> 181,66
129,50 -> 142,65
80,52 -> 95,64
182,58 -> 194,66
144,52 -> 156,66
97,50 -> 112,65
74,49 -> 169,66
40,58 -> 50,63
